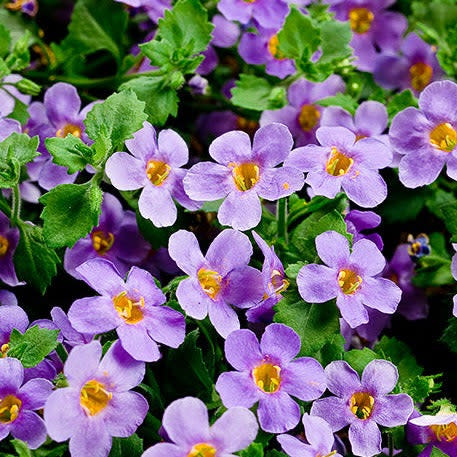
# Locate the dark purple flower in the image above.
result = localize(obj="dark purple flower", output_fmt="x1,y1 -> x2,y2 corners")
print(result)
169,229 -> 263,338
390,80 -> 457,188
0,211 -> 21,287
44,340 -> 148,457
374,33 -> 443,94
278,414 -> 342,457
68,259 -> 186,362
184,123 -> 304,230
297,231 -> 401,328
260,76 -> 345,146
0,290 -> 17,306
188,75 -> 209,95
311,359 -> 414,457
143,397 -> 258,457
345,209 -> 383,251
5,0 -> 38,16
216,323 -> 326,433
64,193 -> 148,279
106,121 -> 201,227
0,357 -> 52,449
238,27 -> 295,79
327,0 -> 407,72
286,126 -> 391,207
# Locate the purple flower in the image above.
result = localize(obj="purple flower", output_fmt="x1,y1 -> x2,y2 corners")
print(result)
5,0 -> 38,16
374,33 -> 443,94
408,411 -> 457,457
142,397 -> 258,457
215,323 -> 326,433
26,82 -> 96,190
0,290 -> 17,306
196,111 -> 259,141
211,14 -> 240,48
286,126 -> 391,207
390,80 -> 457,188
297,231 -> 401,328
384,244 -> 428,320
50,306 -> 94,347
260,76 -> 345,146
44,340 -> 148,457
246,231 -> 289,323
0,304 -> 28,356
68,258 -> 186,362
0,211 -> 21,287
106,121 -> 200,227
184,123 -> 304,230
168,229 -> 263,338
0,75 -> 31,118
278,414 -> 342,457
0,357 -> 52,449
327,0 -> 407,72
64,193 -> 148,278
452,244 -> 457,318
238,27 -> 295,79
345,209 -> 383,251
311,359 -> 414,457
217,0 -> 288,30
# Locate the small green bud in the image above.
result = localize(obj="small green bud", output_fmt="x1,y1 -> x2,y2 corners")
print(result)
15,78 -> 41,96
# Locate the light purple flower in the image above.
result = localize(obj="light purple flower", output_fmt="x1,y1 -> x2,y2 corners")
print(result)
106,121 -> 200,227
44,340 -> 148,457
184,123 -> 304,230
311,359 -> 414,457
278,414 -> 342,457
390,80 -> 457,188
0,74 -> 31,119
218,0 -> 288,30
215,323 -> 326,433
0,304 -> 28,356
297,231 -> 401,328
50,306 -> 94,348
238,27 -> 295,79
64,193 -> 149,278
0,357 -> 52,449
286,126 -> 391,207
327,0 -> 407,72
212,14 -> 240,48
68,258 -> 186,362
0,290 -> 17,306
345,209 -> 383,251
168,229 -> 263,338
374,33 -> 443,94
260,76 -> 345,146
142,397 -> 258,457
5,0 -> 37,16
0,211 -> 21,287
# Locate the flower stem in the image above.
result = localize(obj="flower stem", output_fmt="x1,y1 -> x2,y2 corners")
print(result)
11,184 -> 21,227
277,198 -> 288,244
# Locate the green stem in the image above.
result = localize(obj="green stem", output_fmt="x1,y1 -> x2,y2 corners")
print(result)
11,184 -> 21,226
388,432 -> 394,457
0,196 -> 11,217
277,198 -> 288,244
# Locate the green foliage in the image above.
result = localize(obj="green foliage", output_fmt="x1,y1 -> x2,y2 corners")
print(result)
40,181 -> 103,248
109,435 -> 143,457
430,447 -> 450,457
238,442 -> 264,457
387,90 -> 418,121
231,75 -> 286,111
344,348 -> 379,375
441,318 -> 457,354
0,24 -> 11,58
14,222 -> 60,294
46,134 -> 92,174
316,93 -> 358,115
319,20 -> 352,64
7,325 -> 59,368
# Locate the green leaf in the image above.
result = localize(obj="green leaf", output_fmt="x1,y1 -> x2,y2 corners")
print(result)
319,20 -> 352,64
277,7 -> 320,60
84,89 -> 147,156
344,348 -> 379,375
440,318 -> 457,354
8,325 -> 59,368
387,90 -> 418,121
119,76 -> 178,126
0,132 -> 39,166
430,446 -> 450,457
14,222 -> 60,294
109,434 -> 143,457
0,24 -> 11,57
40,181 -> 103,248
10,439 -> 32,457
46,134 -> 91,174
316,333 -> 345,366
60,0 -> 128,64
274,287 -> 340,356
238,442 -> 264,457
316,93 -> 358,115
5,31 -> 31,71
231,74 -> 286,111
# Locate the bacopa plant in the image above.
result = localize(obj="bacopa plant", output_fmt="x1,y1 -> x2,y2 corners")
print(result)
1,0 -> 457,456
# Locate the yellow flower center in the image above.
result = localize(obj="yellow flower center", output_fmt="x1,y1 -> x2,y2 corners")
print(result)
355,133 -> 366,142
56,124 -> 82,138
325,147 -> 354,176
229,162 -> 260,191
431,422 -> 457,442
1,343 -> 9,358
429,123 -> 457,152
112,291 -> 145,324
349,7 -> 374,34
0,235 -> 9,256
187,443 -> 217,457
269,269 -> 289,295
0,395 -> 21,423
409,62 -> 433,92
298,104 -> 321,132
338,269 -> 362,295
252,362 -> 281,393
317,452 -> 337,457
268,35 -> 286,60
350,392 -> 375,420
80,380 -> 112,416
198,268 -> 222,300
146,160 -> 171,186
91,230 -> 114,255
